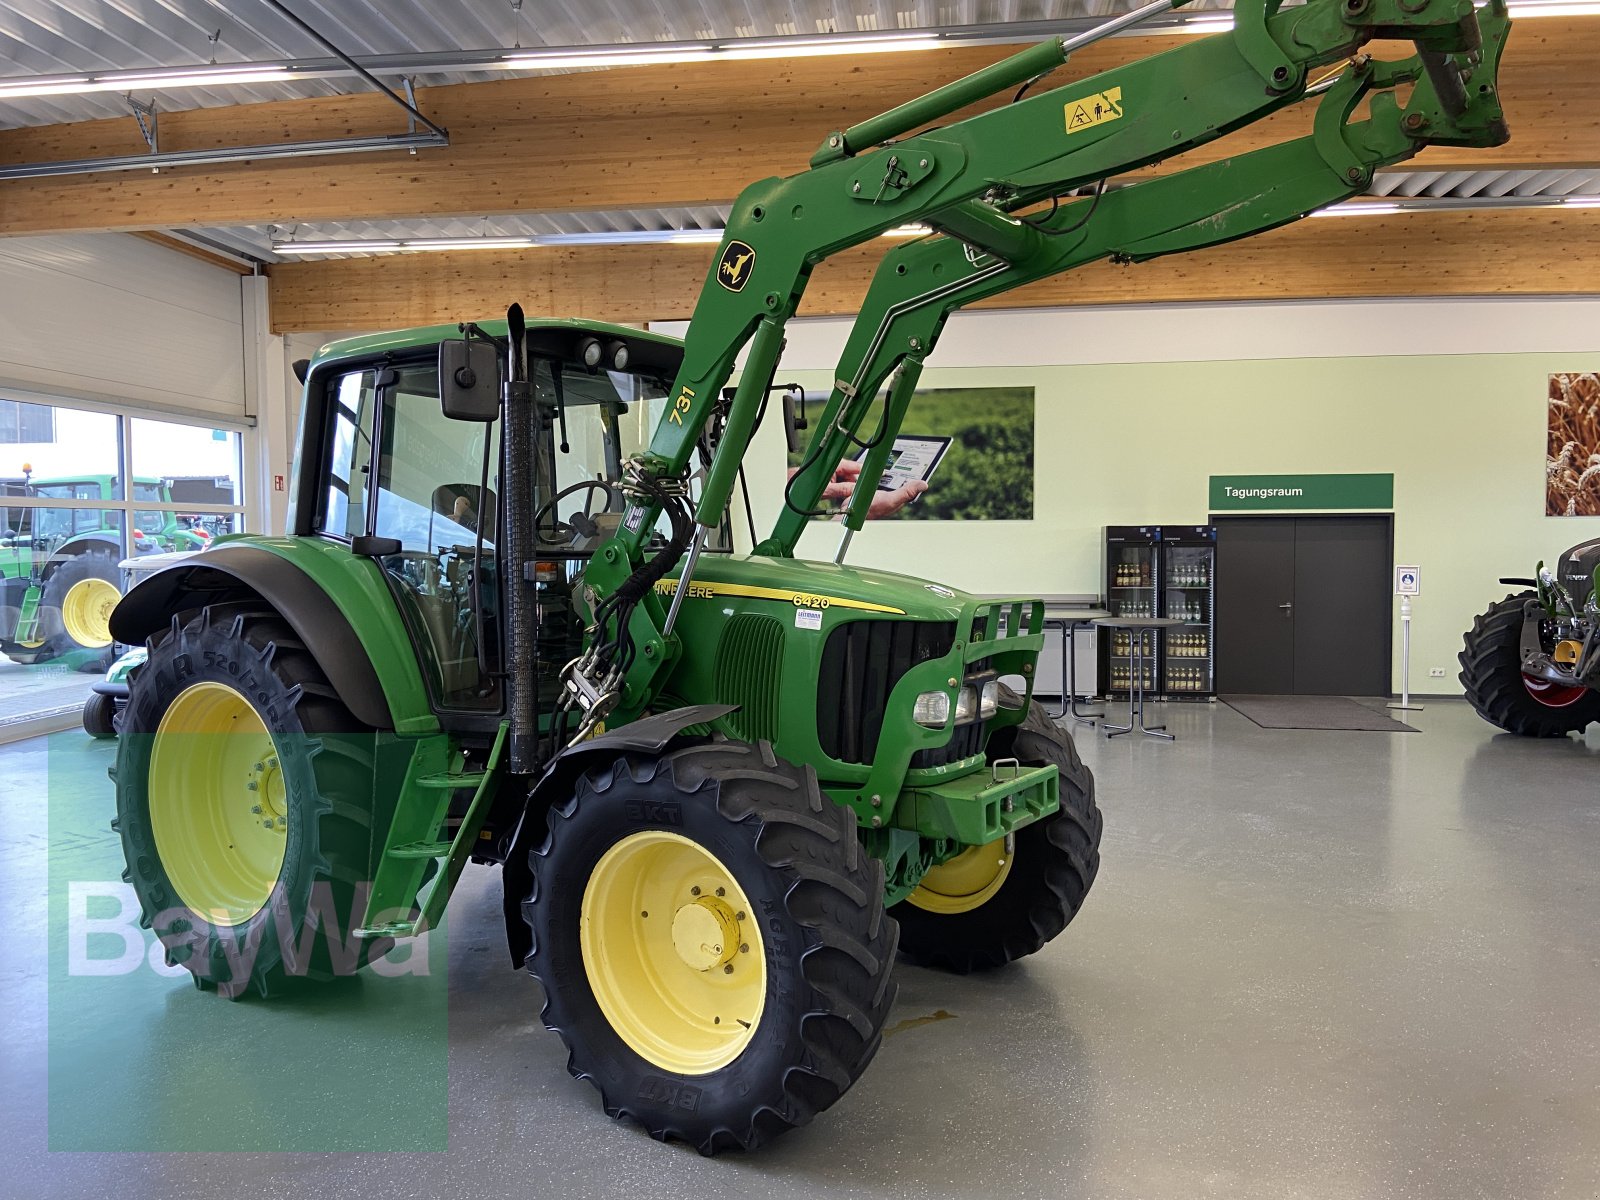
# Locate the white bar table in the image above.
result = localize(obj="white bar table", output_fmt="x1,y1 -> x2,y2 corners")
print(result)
1093,616 -> 1183,741
1042,607 -> 1111,724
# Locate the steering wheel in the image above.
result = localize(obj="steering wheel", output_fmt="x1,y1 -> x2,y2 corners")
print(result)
534,480 -> 620,545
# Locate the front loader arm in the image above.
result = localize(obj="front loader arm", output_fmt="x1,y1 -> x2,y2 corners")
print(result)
772,17 -> 1511,550
570,0 -> 1507,727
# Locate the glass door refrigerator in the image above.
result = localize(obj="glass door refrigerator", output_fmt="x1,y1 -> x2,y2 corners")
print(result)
1101,526 -> 1159,699
1158,525 -> 1216,699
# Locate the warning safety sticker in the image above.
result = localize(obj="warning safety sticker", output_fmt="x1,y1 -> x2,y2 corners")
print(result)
1064,86 -> 1123,135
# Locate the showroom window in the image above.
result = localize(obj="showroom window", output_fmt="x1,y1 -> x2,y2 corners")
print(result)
0,399 -> 55,443
0,394 -> 250,732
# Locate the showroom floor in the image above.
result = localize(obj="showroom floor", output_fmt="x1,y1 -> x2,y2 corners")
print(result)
5,698 -> 1599,1199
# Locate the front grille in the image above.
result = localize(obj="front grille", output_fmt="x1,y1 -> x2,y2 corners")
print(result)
715,613 -> 785,743
817,619 -> 956,764
911,719 -> 985,768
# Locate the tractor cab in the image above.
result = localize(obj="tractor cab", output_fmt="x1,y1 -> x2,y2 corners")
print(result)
295,319 -> 716,734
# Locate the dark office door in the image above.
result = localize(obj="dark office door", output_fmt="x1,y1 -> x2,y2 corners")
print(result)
1214,515 -> 1392,696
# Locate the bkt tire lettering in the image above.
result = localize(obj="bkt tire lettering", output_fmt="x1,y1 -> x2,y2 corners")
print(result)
624,800 -> 682,825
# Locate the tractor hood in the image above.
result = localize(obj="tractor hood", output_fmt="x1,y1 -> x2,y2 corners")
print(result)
1557,538 -> 1600,604
664,553 -> 987,622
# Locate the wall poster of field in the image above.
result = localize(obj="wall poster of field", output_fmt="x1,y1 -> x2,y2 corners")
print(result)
788,385 -> 1035,521
1548,372 -> 1600,516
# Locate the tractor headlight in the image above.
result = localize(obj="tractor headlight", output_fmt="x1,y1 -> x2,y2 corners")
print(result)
953,685 -> 980,724
979,679 -> 999,719
912,690 -> 951,727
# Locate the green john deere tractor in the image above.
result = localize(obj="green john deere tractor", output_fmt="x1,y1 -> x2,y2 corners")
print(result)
0,472 -> 181,667
108,0 -> 1509,1152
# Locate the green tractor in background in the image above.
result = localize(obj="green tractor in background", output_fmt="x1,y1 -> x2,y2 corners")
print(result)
0,471 -> 181,667
104,0 -> 1508,1152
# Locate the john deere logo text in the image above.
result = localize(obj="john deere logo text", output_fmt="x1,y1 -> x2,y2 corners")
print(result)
716,241 -> 756,292
1065,86 -> 1123,135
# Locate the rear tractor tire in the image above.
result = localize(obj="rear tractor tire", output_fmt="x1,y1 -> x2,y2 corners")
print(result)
112,606 -> 386,998
892,692 -> 1102,973
524,740 -> 898,1154
1458,592 -> 1600,737
40,549 -> 122,670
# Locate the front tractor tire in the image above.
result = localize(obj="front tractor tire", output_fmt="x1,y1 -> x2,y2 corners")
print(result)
112,606 -> 384,998
1459,592 -> 1600,737
892,694 -> 1102,973
524,740 -> 898,1154
40,549 -> 122,669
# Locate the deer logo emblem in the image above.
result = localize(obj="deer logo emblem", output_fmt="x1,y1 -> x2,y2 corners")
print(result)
716,241 -> 757,292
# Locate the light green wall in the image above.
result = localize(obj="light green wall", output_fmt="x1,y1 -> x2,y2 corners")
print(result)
760,351 -> 1600,696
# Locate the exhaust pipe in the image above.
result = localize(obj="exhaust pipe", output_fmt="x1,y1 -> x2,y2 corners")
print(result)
502,303 -> 539,773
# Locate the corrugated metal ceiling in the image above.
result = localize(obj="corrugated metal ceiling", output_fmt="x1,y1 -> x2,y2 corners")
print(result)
0,0 -> 1235,127
182,169 -> 1600,262
203,205 -> 735,260
3,1 -> 1592,260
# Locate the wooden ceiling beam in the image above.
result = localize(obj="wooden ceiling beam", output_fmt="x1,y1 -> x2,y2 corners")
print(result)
267,206 -> 1600,333
1,17 -> 1596,238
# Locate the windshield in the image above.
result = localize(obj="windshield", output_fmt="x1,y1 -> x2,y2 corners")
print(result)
28,480 -> 104,542
533,360 -> 730,551
133,482 -> 166,534
539,362 -> 665,532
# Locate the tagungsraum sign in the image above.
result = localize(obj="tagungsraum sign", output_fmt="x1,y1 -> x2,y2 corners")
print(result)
1209,473 -> 1394,511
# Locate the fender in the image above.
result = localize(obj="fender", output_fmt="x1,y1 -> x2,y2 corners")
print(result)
45,534 -> 120,565
109,540 -> 434,733
501,703 -> 736,967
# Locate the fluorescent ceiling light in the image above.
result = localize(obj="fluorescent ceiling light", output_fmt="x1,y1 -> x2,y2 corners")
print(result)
400,237 -> 536,251
274,240 -> 403,254
534,229 -> 719,246
272,221 -> 950,255
499,48 -> 715,69
660,230 -> 728,244
0,66 -> 293,99
1309,201 -> 1405,217
719,36 -> 944,60
1564,197 -> 1600,208
500,36 -> 942,70
1173,17 -> 1235,33
1506,1 -> 1600,15
274,237 -> 542,254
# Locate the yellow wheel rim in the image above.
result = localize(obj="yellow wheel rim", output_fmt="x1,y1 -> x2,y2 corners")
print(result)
907,839 -> 1013,914
580,830 -> 767,1075
148,682 -> 288,927
61,576 -> 119,648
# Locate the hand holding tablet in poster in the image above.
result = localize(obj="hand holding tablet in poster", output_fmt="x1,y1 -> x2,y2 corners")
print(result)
816,436 -> 948,518
829,435 -> 949,518
816,456 -> 927,519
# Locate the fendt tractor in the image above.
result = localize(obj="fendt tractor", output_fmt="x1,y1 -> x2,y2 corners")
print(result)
1461,541 -> 1600,737
108,0 -> 1510,1152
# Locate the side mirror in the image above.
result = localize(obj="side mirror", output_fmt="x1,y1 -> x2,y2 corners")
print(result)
782,386 -> 810,455
439,338 -> 501,422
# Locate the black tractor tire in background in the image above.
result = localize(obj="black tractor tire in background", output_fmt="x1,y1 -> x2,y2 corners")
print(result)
112,605 -> 388,998
525,740 -> 898,1154
82,689 -> 118,738
40,548 -> 122,670
892,689 -> 1102,973
1458,591 -> 1600,737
